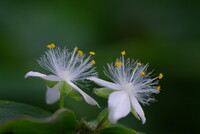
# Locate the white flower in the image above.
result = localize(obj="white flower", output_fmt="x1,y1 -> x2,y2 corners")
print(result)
25,44 -> 99,107
88,51 -> 162,123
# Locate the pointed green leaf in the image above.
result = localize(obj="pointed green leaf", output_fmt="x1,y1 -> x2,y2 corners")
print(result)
42,79 -> 58,88
97,108 -> 108,123
0,107 -> 78,134
94,88 -> 113,98
96,108 -> 112,129
131,108 -> 140,120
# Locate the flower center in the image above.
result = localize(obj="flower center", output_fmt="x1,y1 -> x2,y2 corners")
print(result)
122,83 -> 133,94
59,70 -> 71,81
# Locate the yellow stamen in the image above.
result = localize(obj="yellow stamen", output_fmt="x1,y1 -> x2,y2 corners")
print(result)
121,51 -> 126,55
47,43 -> 55,48
78,50 -> 83,56
74,47 -> 78,51
89,52 -> 95,55
140,71 -> 146,76
91,60 -> 96,64
157,85 -> 161,91
158,73 -> 163,79
136,62 -> 142,66
115,62 -> 122,67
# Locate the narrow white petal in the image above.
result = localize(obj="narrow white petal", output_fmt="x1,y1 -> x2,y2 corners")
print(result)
46,84 -> 60,104
43,75 -> 63,81
87,77 -> 120,90
25,71 -> 46,78
108,91 -> 131,123
25,71 -> 62,81
67,81 -> 100,108
130,96 -> 146,124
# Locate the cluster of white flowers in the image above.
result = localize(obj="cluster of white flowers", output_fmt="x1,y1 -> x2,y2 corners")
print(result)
25,44 -> 163,124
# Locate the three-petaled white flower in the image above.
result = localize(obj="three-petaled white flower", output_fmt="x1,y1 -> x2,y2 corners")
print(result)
25,44 -> 99,107
88,51 -> 162,124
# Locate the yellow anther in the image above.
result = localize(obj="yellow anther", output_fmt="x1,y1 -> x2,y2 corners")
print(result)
74,47 -> 78,51
121,51 -> 126,55
157,85 -> 161,91
91,60 -> 96,64
136,62 -> 142,66
140,71 -> 146,76
89,52 -> 95,55
158,73 -> 163,79
115,62 -> 122,67
47,43 -> 55,48
78,50 -> 83,56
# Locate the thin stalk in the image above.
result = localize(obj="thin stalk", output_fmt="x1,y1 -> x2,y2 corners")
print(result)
59,95 -> 65,109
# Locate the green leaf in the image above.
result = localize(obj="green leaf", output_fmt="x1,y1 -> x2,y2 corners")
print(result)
131,108 -> 140,120
84,109 -> 111,131
94,88 -> 113,98
99,127 -> 138,134
0,100 -> 51,124
42,79 -> 58,88
0,107 -> 78,134
97,108 -> 108,122
58,81 -> 82,101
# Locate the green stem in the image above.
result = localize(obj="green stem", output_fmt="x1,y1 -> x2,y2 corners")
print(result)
59,95 -> 65,109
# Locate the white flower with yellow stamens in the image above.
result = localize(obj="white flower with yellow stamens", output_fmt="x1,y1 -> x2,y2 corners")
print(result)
25,44 -> 99,107
88,51 -> 163,123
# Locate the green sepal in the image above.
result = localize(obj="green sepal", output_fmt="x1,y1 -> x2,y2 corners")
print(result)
42,79 -> 58,88
58,81 -> 72,95
58,81 -> 82,101
131,108 -> 140,120
94,88 -> 113,98
68,88 -> 83,101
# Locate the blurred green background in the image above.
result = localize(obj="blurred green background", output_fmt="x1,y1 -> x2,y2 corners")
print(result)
0,0 -> 199,133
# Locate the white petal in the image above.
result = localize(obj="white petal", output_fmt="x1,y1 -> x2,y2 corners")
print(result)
46,84 -> 60,104
108,91 -> 131,123
43,75 -> 63,81
25,71 -> 46,78
25,71 -> 62,81
87,77 -> 120,90
130,96 -> 146,124
67,81 -> 100,108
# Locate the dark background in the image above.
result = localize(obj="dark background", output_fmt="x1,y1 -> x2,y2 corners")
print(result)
0,1 -> 199,134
